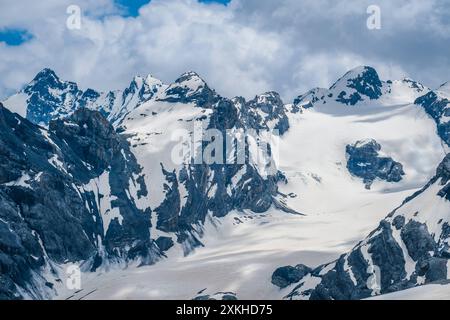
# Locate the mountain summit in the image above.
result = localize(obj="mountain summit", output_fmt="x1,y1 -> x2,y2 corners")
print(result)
2,69 -> 166,127
330,66 -> 383,105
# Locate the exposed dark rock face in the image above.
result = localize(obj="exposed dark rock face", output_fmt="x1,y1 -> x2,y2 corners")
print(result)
241,92 -> 290,135
331,66 -> 383,105
0,104 -> 160,299
49,109 -> 120,175
271,264 -> 312,288
155,236 -> 174,253
279,154 -> 450,300
346,139 -> 405,189
401,220 -> 436,261
0,104 -> 94,299
49,109 -> 156,264
415,91 -> 450,146
158,71 -> 219,108
154,165 -> 182,233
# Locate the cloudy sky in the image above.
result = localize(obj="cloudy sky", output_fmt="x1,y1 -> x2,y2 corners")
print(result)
0,0 -> 449,101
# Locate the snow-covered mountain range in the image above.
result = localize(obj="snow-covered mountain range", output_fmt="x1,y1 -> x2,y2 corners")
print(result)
1,66 -> 450,300
3,68 -> 164,127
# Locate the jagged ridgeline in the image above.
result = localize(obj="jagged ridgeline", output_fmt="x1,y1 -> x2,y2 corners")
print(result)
0,70 -> 289,299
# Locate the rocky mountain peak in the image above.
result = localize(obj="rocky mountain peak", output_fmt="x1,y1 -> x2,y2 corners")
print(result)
31,68 -> 59,82
330,65 -> 383,105
330,66 -> 381,89
159,71 -> 218,107
254,91 -> 283,106
176,70 -> 203,82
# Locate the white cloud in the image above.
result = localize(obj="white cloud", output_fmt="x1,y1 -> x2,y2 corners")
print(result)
0,0 -> 449,101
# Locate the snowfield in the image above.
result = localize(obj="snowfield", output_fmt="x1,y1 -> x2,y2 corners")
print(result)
55,207 -> 406,300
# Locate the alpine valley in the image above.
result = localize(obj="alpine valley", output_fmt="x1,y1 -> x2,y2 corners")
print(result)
1,66 -> 450,300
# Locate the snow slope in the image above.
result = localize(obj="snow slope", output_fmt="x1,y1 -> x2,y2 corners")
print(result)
279,97 -> 446,218
55,208 -> 390,300
369,282 -> 450,300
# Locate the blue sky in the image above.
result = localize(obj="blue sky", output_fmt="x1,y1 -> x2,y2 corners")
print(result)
0,0 -> 449,101
114,0 -> 230,17
198,0 -> 231,4
114,0 -> 151,17
0,28 -> 33,46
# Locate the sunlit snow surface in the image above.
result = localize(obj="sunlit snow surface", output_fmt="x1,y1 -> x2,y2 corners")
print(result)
368,282 -> 450,300
57,81 -> 447,300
